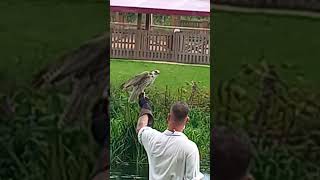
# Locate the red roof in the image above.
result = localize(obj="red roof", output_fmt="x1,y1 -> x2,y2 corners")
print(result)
110,0 -> 210,17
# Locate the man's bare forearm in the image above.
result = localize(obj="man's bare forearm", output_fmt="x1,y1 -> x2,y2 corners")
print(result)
136,114 -> 149,133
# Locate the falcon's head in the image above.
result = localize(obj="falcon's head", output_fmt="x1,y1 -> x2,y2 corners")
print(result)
151,70 -> 160,77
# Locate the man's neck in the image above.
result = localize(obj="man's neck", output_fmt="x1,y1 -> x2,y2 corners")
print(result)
167,126 -> 184,132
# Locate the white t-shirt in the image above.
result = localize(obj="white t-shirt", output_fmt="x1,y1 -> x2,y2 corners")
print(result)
138,127 -> 204,180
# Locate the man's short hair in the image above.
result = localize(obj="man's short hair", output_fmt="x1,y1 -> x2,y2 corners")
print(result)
170,102 -> 189,122
212,126 -> 253,180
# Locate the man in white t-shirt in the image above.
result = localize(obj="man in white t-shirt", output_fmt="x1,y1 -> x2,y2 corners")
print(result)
136,93 -> 204,180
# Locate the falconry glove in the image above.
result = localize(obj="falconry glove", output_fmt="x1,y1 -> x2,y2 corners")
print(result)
138,93 -> 154,127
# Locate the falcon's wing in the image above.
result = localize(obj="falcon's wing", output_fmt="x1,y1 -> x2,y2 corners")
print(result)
31,33 -> 109,125
32,32 -> 108,88
128,75 -> 153,102
122,71 -> 150,91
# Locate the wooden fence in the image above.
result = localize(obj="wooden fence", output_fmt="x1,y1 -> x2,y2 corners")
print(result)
180,20 -> 209,28
111,28 -> 210,65
111,22 -> 210,32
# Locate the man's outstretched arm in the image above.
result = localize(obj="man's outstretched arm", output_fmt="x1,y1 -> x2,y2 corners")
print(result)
136,93 -> 154,134
136,114 -> 149,133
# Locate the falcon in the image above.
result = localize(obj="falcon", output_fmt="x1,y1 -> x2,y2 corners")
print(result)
122,70 -> 160,102
32,32 -> 109,124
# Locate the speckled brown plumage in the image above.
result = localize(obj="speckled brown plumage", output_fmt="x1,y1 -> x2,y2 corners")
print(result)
32,32 -> 109,125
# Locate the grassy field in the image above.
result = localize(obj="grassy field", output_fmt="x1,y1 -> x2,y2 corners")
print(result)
212,10 -> 320,180
0,1 -> 106,179
0,1 -> 106,92
1,2 -> 320,179
213,61 -> 320,180
110,59 -> 210,91
110,59 -> 210,173
212,10 -> 320,85
110,88 -> 210,168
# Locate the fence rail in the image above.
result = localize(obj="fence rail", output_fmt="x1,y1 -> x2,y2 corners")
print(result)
111,28 -> 210,65
111,22 -> 210,32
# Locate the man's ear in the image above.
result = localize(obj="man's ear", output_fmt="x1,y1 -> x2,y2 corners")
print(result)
167,113 -> 170,122
185,116 -> 190,123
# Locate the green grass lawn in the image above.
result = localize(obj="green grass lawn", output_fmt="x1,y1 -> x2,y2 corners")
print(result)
212,10 -> 320,85
0,1 -> 106,92
0,1 -> 106,179
110,59 -> 210,92
110,60 -> 210,173
212,10 -> 320,180
2,3 -> 320,179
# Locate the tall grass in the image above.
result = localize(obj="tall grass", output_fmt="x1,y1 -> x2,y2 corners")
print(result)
215,61 -> 320,180
0,88 -> 99,180
110,83 -> 210,170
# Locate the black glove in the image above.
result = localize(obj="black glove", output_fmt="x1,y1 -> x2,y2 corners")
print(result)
138,92 -> 154,127
139,92 -> 152,109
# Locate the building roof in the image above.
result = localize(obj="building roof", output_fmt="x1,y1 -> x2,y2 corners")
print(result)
110,0 -> 210,17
